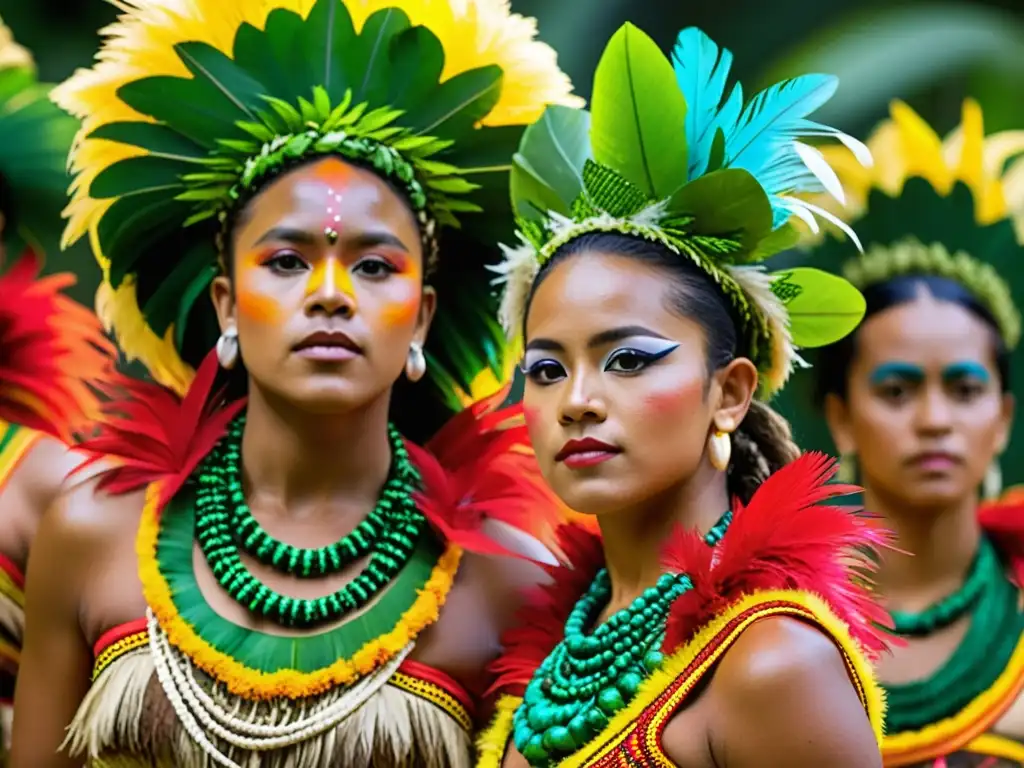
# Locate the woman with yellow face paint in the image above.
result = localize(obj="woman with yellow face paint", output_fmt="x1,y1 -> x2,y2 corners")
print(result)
10,1 -> 580,766
781,100 -> 1024,766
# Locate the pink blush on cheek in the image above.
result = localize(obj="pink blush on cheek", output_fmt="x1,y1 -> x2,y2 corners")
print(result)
642,380 -> 704,416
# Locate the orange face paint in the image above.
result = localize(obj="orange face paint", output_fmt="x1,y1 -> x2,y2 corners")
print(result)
236,250 -> 284,324
381,294 -> 419,327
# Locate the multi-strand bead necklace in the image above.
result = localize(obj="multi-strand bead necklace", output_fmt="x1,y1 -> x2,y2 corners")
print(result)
193,416 -> 425,629
512,511 -> 732,766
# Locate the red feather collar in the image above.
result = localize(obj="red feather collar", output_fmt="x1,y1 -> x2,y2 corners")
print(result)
486,452 -> 891,700
77,350 -> 562,558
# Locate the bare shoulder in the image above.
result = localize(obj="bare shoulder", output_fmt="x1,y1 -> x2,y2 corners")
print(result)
36,477 -> 145,574
10,434 -> 83,499
697,616 -> 881,767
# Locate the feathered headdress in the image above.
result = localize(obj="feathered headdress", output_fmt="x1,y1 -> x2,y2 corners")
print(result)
794,98 -> 1024,351
491,24 -> 871,398
53,0 -> 581,408
0,18 -> 114,442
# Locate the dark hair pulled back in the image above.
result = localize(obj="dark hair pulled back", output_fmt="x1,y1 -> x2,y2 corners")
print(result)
524,232 -> 800,503
814,273 -> 1012,407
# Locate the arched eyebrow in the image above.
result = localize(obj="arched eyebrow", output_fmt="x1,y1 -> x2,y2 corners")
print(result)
253,227 -> 410,252
525,325 -> 669,353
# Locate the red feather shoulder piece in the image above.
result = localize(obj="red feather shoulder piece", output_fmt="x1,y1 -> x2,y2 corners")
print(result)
485,453 -> 892,701
0,249 -> 117,442
406,385 -> 569,561
979,487 -> 1024,587
75,350 -> 245,510
662,452 -> 891,658
485,519 -> 603,699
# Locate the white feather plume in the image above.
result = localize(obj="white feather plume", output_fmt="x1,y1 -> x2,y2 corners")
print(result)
726,265 -> 796,393
489,233 -> 541,338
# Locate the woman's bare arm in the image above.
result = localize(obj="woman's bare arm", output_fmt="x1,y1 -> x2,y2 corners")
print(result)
668,617 -> 882,768
9,485 -> 107,768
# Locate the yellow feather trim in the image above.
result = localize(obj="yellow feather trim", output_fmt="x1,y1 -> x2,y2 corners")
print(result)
962,733 -> 1024,762
474,589 -> 886,767
137,481 -> 463,700
881,627 -> 1024,766
474,694 -> 521,768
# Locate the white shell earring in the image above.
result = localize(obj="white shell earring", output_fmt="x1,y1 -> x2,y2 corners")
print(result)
216,326 -> 239,370
405,342 -> 426,382
708,430 -> 732,471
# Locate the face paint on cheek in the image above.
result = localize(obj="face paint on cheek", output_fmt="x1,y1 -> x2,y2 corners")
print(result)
642,378 -> 705,416
236,253 -> 284,324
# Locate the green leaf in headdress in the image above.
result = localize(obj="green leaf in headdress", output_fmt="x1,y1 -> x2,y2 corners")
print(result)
410,66 -> 503,138
88,122 -> 208,164
769,267 -> 866,348
262,9 -> 311,98
231,23 -> 297,103
175,260 -> 220,350
0,66 -> 34,104
590,23 -> 688,201
512,105 -> 591,215
353,9 -> 412,106
666,169 -> 772,251
385,27 -> 444,116
97,190 -> 195,287
90,156 -> 186,200
299,0 -> 360,101
142,238 -> 218,336
175,42 -> 267,120
118,76 -> 247,149
511,155 -> 569,222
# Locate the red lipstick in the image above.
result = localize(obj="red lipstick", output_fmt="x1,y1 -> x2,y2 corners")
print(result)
555,437 -> 621,469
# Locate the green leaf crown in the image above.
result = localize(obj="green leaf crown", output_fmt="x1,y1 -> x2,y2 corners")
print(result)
492,23 -> 871,398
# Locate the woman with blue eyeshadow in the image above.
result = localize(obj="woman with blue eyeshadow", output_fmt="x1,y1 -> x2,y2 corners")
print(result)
790,100 -> 1024,766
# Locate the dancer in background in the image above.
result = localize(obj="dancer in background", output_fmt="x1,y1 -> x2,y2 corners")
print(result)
792,100 -> 1024,766
11,0 -> 580,766
0,16 -> 116,757
477,23 -> 888,768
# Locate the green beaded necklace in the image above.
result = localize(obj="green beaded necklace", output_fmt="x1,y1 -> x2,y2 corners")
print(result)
193,416 -> 427,629
884,536 -> 1024,733
512,511 -> 732,767
889,535 -> 997,636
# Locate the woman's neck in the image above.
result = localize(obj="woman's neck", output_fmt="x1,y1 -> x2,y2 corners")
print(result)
598,462 -> 729,617
865,483 -> 981,606
239,385 -> 394,513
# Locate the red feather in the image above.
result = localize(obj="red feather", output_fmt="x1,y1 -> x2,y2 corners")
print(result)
408,386 -> 567,560
0,249 -> 117,442
485,521 -> 604,699
74,350 -> 245,511
979,491 -> 1024,587
485,453 -> 893,703
662,452 -> 891,658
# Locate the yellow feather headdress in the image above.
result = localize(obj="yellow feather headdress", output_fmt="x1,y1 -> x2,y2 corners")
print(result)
53,0 -> 582,402
799,98 -> 1024,349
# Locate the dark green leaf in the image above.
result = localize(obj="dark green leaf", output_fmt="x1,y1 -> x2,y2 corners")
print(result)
452,125 -> 522,173
301,0 -> 359,102
386,26 -> 444,116
88,121 -> 207,163
118,76 -> 244,149
89,156 -> 186,199
591,23 -> 688,200
142,239 -> 218,335
354,8 -> 411,106
174,262 -> 220,350
515,105 -> 591,209
232,23 -> 295,101
666,169 -> 772,250
175,41 -> 266,120
263,8 -> 311,100
96,191 -> 193,286
511,154 -> 569,221
410,66 -> 503,139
